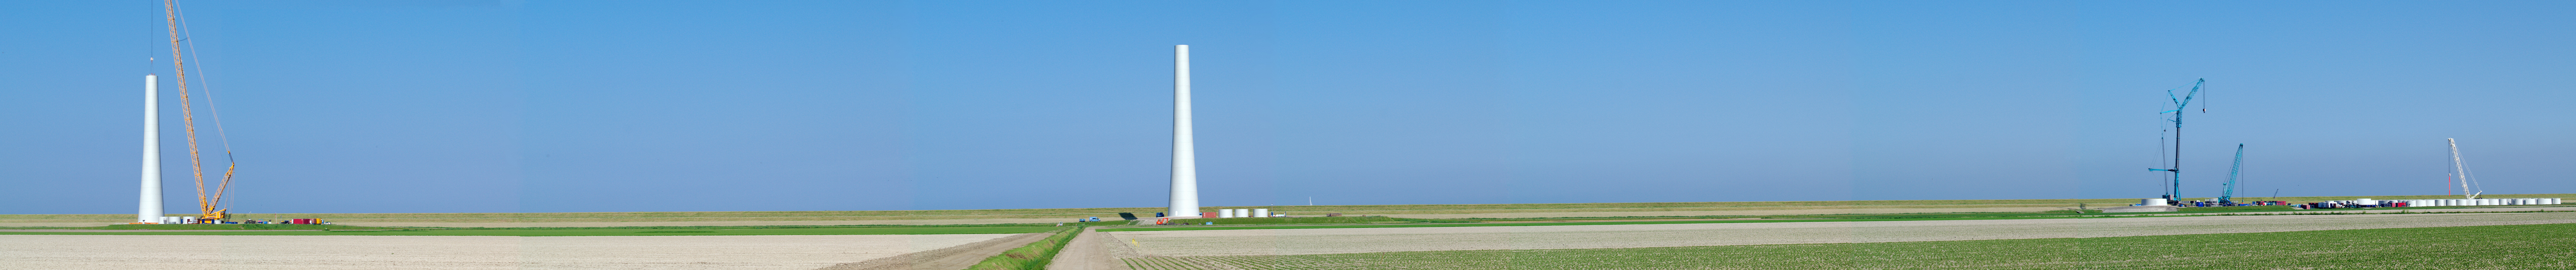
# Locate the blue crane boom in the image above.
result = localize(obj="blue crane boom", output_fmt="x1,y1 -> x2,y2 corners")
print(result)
2220,144 -> 2243,204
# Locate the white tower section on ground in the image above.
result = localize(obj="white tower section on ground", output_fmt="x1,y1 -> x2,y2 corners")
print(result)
1168,45 -> 1202,217
139,75 -> 164,224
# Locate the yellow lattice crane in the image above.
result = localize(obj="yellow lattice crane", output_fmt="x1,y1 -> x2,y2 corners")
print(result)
165,0 -> 237,224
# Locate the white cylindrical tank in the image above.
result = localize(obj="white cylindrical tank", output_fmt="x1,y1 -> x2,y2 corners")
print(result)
2143,198 -> 2167,206
1237,209 -> 1250,217
2552,198 -> 2563,205
1253,209 -> 1269,217
2356,199 -> 2376,205
1221,209 -> 1237,218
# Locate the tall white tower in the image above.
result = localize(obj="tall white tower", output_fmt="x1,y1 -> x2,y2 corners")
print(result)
139,75 -> 164,223
1168,45 -> 1201,217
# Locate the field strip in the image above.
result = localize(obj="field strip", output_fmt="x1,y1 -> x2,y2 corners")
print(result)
1045,228 -> 1125,270
0,234 -> 1021,270
1376,207 -> 2069,219
1104,212 -> 2576,256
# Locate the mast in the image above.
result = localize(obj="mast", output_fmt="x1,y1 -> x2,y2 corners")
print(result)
1167,45 -> 1200,217
2152,79 -> 2203,200
2450,138 -> 2476,199
138,75 -> 163,223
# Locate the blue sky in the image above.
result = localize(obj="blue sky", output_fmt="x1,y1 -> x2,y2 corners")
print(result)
2,1 -> 2568,214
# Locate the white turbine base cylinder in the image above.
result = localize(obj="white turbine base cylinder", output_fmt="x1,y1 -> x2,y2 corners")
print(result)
1254,209 -> 1269,217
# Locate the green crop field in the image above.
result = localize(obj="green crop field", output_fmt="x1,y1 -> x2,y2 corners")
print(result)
0,226 -> 1059,236
1122,223 -> 2576,270
1099,208 -> 2576,232
1099,217 -> 2121,232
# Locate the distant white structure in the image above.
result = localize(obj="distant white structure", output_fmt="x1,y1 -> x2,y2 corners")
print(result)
1168,45 -> 1201,218
138,74 -> 164,224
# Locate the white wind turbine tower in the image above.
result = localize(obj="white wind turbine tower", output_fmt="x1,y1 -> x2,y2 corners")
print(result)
1168,45 -> 1201,218
139,75 -> 165,224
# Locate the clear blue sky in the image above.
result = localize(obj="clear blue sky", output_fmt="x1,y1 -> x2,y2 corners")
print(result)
3,1 -> 2568,214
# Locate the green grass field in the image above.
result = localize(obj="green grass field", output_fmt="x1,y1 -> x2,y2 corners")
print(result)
0,226 -> 1058,236
1098,217 -> 2119,232
1122,223 -> 2576,270
965,227 -> 1081,270
2174,205 -> 2295,211
1152,216 -> 1466,226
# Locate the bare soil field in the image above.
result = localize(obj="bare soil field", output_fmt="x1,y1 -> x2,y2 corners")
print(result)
1103,212 -> 2576,256
0,233 -> 1022,270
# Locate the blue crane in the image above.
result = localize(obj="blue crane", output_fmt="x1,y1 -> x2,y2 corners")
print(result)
2220,144 -> 2243,204
2147,79 -> 2204,200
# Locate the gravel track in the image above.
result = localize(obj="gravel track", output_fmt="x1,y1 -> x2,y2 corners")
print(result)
1107,212 -> 2576,256
0,234 -> 1018,270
